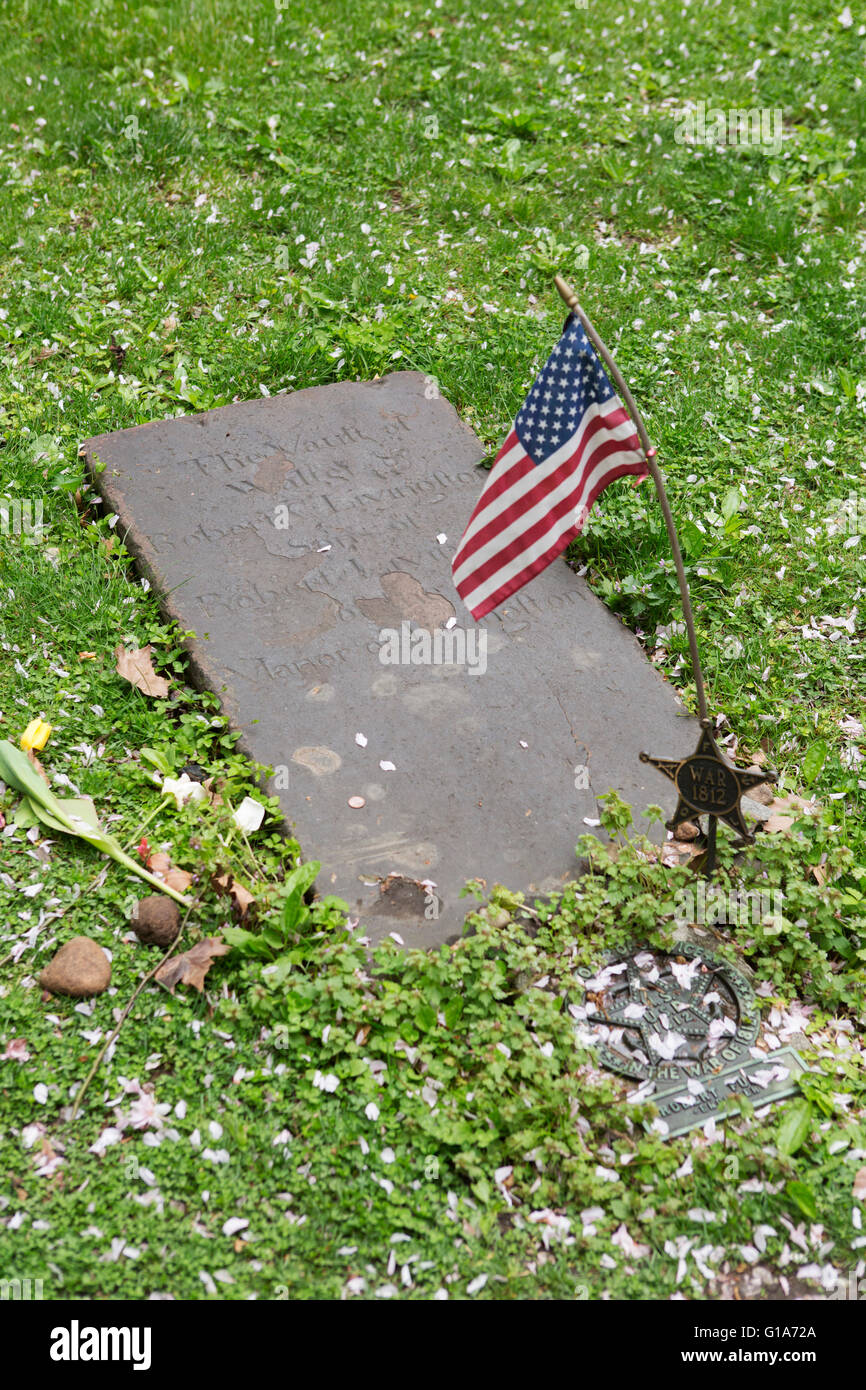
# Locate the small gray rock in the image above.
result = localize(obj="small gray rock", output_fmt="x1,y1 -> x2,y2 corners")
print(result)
741,794 -> 773,823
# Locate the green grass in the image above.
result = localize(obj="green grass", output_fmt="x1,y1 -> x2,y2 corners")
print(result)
0,0 -> 865,1301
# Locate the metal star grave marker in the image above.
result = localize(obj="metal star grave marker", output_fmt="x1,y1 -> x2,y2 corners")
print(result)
575,943 -> 807,1138
640,718 -> 777,875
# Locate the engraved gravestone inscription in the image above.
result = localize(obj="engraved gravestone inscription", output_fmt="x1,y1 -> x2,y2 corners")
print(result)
85,371 -> 699,946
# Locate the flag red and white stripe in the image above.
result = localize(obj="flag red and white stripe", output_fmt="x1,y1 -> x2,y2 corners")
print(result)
452,390 -> 647,621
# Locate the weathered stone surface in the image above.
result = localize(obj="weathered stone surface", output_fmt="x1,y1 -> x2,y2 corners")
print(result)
40,936 -> 111,997
84,372 -> 698,946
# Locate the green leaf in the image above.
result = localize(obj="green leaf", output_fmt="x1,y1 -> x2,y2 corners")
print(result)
415,1003 -> 437,1032
679,518 -> 706,561
140,746 -> 174,775
777,1099 -> 812,1156
282,861 -> 320,902
443,996 -> 464,1029
280,860 -> 320,932
262,956 -> 296,988
220,926 -> 252,948
838,365 -> 857,400
281,891 -> 308,934
12,798 -> 42,831
30,795 -> 102,836
721,487 -> 742,522
785,1179 -> 818,1221
802,739 -> 828,786
0,739 -> 65,808
0,739 -> 191,906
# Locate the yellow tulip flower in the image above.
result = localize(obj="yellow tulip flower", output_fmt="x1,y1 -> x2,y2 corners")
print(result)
21,719 -> 53,752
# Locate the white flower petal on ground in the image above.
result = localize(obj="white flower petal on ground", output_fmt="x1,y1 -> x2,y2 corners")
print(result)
670,958 -> 702,991
162,774 -> 207,809
750,1065 -> 790,1088
232,796 -> 265,834
648,1030 -> 687,1060
581,1206 -> 605,1229
595,1165 -> 620,1183
89,1127 -> 123,1156
753,1224 -> 776,1253
611,1223 -> 650,1259
528,1209 -> 572,1247
708,1017 -> 737,1041
466,1273 -> 488,1295
222,1217 -> 249,1237
313,1070 -> 339,1093
494,1166 -> 513,1206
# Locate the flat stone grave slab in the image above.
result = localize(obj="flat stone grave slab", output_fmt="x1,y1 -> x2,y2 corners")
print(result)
84,371 -> 698,947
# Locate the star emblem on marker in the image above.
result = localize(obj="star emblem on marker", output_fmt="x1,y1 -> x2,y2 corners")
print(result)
639,718 -> 777,843
595,955 -> 737,1067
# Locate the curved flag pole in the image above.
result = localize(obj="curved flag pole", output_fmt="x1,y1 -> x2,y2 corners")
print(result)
554,273 -> 709,725
555,274 -> 729,873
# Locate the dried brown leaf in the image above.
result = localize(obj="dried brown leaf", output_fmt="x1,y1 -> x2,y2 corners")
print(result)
214,872 -> 256,918
155,938 -> 229,993
115,645 -> 170,699
748,781 -> 776,806
144,849 -> 194,894
164,868 -> 194,893
25,749 -> 51,785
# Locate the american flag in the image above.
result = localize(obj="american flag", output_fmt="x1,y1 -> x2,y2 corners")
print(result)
451,315 -> 648,620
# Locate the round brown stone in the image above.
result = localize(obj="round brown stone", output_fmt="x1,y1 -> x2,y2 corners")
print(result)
133,895 -> 181,947
39,936 -> 111,997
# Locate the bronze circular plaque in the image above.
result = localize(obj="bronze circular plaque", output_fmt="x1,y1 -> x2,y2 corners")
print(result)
675,754 -> 740,816
574,943 -> 758,1084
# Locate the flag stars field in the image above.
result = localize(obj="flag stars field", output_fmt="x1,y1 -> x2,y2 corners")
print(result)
453,317 -> 647,619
